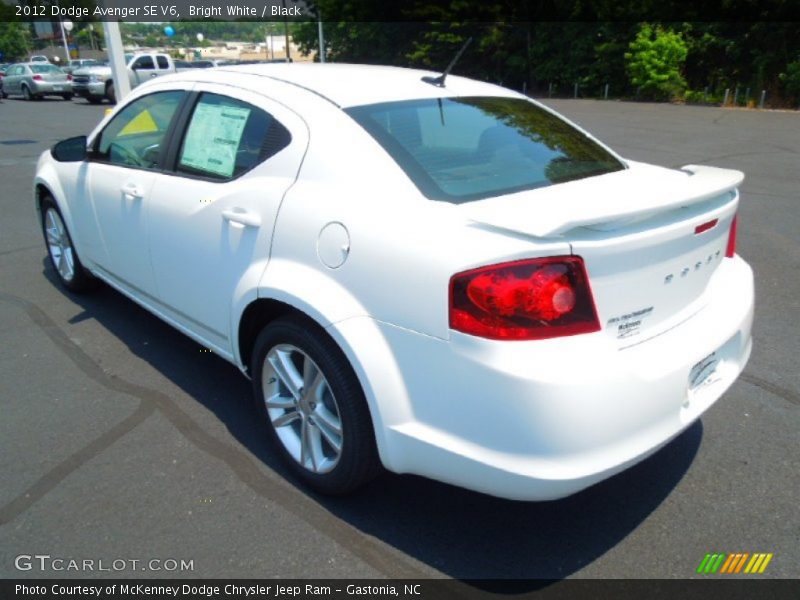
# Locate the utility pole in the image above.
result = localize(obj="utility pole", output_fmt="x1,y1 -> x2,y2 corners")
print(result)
281,0 -> 291,61
102,21 -> 131,101
59,20 -> 72,63
318,11 -> 325,63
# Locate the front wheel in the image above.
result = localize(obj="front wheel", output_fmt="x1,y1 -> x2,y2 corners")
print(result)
40,197 -> 95,293
251,316 -> 382,494
61,93 -> 73,101
106,82 -> 115,104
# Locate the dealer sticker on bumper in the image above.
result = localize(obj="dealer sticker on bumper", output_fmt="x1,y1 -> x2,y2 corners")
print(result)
689,351 -> 721,391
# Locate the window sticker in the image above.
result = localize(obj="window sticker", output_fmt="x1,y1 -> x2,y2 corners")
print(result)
180,102 -> 251,178
119,109 -> 159,137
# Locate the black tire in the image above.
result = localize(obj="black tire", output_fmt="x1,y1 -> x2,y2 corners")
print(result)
61,93 -> 73,101
106,81 -> 115,104
22,84 -> 34,101
251,315 -> 382,495
86,96 -> 102,105
40,196 -> 95,293
1,92 -> 7,99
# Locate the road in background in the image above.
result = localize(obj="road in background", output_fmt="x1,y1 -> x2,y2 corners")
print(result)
0,96 -> 797,582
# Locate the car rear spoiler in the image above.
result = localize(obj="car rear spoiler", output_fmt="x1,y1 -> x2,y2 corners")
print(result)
459,162 -> 744,238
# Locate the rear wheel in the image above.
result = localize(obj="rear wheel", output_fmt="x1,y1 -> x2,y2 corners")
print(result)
86,96 -> 102,105
61,93 -> 73,101
251,315 -> 381,494
22,84 -> 35,101
40,197 -> 95,293
106,82 -> 115,104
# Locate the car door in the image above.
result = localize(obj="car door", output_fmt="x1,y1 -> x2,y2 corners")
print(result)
130,55 -> 157,86
84,87 -> 189,296
5,65 -> 22,94
146,85 -> 308,353
155,55 -> 173,76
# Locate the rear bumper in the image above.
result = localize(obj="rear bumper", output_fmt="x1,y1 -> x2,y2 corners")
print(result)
31,81 -> 71,95
337,256 -> 754,501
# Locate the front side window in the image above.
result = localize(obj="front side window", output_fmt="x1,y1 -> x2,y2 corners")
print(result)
132,56 -> 155,70
176,93 -> 291,180
347,97 -> 625,203
95,91 -> 185,169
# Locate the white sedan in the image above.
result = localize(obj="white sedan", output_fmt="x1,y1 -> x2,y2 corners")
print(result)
34,64 -> 753,500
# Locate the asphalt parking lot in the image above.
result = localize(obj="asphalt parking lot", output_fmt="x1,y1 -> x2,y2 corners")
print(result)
0,94 -> 798,583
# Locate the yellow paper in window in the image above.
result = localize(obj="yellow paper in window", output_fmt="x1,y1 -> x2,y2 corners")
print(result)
119,109 -> 159,136
180,103 -> 251,178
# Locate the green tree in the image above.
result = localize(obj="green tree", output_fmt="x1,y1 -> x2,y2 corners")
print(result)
0,21 -> 32,61
779,60 -> 800,102
74,25 -> 105,51
625,24 -> 688,99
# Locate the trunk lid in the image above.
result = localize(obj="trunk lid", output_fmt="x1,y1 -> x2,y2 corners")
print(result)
36,69 -> 69,83
44,72 -> 69,82
459,162 -> 742,345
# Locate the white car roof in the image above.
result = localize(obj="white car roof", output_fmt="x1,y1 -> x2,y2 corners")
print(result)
189,63 -> 523,108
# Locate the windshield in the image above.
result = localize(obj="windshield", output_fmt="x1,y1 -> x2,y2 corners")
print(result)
347,96 -> 625,203
30,64 -> 61,74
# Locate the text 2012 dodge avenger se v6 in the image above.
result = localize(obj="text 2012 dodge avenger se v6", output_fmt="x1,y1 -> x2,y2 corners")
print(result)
34,64 -> 753,500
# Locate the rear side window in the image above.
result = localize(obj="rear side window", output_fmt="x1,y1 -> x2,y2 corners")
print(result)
347,97 -> 625,203
176,92 -> 291,180
156,56 -> 169,69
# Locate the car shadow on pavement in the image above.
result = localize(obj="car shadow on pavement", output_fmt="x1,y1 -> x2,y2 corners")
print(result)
48,264 -> 701,587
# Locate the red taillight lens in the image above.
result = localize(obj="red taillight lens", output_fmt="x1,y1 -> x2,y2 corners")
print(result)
67,74 -> 73,81
32,74 -> 43,81
726,214 -> 738,258
449,256 -> 600,340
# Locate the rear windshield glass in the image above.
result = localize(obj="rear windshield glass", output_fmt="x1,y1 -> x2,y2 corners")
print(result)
347,97 -> 625,203
31,64 -> 61,74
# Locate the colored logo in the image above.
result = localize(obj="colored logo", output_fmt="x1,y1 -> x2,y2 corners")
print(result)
697,552 -> 773,574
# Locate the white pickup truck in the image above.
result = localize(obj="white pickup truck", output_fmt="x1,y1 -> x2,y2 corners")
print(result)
71,53 -> 176,104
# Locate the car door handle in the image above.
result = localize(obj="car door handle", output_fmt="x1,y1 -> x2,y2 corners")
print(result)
222,208 -> 261,228
120,183 -> 144,199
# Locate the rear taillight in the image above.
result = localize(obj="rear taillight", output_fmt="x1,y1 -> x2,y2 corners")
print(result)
726,214 -> 738,258
449,256 -> 600,341
67,74 -> 73,81
32,74 -> 43,81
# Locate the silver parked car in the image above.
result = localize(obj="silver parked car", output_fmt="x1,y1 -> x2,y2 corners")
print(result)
3,63 -> 73,101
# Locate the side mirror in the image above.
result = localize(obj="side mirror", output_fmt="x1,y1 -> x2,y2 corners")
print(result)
51,135 -> 88,162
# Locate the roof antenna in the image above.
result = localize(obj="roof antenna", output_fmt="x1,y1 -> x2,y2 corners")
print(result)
421,36 -> 473,88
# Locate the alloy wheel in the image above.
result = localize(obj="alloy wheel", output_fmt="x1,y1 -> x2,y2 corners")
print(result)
262,344 -> 343,474
44,208 -> 75,282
